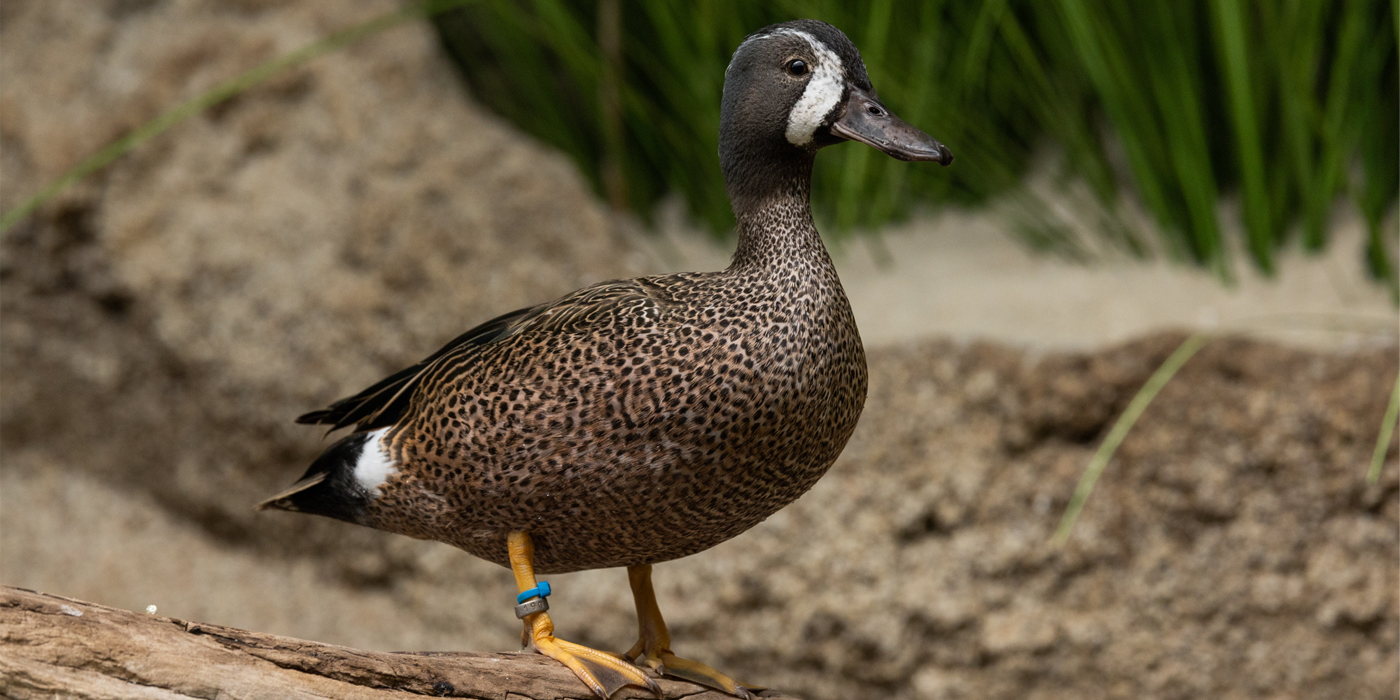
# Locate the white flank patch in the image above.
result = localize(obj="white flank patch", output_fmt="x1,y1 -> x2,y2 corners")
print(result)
354,427 -> 396,497
773,29 -> 845,146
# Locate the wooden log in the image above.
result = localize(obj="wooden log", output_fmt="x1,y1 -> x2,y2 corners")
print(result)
0,587 -> 797,700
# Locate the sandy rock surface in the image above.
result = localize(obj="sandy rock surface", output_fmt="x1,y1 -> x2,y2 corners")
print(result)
2,3 -> 1397,700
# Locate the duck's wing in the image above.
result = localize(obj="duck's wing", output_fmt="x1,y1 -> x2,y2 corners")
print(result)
295,304 -> 546,431
296,278 -> 671,432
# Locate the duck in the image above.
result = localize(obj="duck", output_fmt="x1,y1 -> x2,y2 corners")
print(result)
259,18 -> 950,700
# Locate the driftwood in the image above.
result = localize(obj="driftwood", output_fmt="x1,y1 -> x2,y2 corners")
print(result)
0,587 -> 798,700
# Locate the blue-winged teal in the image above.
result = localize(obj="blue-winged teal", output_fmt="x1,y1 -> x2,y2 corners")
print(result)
261,18 -> 950,699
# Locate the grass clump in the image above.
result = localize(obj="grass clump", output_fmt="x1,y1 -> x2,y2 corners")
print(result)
435,0 -> 1398,290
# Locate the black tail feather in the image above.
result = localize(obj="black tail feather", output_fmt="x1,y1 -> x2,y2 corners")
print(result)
256,433 -> 373,525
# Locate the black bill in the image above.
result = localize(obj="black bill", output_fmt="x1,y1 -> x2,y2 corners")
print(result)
830,87 -> 953,164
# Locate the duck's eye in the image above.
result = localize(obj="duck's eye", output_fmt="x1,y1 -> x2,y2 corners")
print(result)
786,59 -> 808,77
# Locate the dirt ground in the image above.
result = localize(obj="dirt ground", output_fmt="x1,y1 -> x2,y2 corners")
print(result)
2,3 -> 1397,699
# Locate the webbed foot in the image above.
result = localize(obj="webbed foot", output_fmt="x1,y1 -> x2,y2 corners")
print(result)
623,564 -> 760,699
531,620 -> 661,698
508,532 -> 661,699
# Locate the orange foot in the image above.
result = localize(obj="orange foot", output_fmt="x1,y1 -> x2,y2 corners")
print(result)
507,532 -> 660,699
622,564 -> 759,699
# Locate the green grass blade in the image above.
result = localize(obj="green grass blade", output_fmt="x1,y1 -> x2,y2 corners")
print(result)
1261,1 -> 1323,248
1213,0 -> 1272,273
1056,1 -> 1179,254
1369,375 -> 1400,485
1053,332 -> 1212,545
1148,3 -> 1225,274
1308,2 -> 1370,250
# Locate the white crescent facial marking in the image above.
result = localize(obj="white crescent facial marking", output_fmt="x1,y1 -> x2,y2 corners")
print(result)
772,29 -> 845,146
354,427 -> 396,497
725,29 -> 848,147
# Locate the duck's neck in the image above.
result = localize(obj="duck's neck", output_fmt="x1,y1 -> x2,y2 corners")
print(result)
724,146 -> 827,270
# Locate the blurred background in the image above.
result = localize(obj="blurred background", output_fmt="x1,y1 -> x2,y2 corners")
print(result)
1,2 -> 1396,699
437,0 -> 1398,290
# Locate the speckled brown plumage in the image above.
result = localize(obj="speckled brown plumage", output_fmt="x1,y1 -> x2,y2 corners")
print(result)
364,191 -> 864,573
264,18 -> 951,579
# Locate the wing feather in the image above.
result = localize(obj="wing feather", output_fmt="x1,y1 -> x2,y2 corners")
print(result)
296,278 -> 665,432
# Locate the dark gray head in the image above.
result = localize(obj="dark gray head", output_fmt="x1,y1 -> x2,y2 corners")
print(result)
720,19 -> 951,215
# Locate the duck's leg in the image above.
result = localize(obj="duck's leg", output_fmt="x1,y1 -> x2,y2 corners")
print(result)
623,564 -> 757,700
507,532 -> 661,700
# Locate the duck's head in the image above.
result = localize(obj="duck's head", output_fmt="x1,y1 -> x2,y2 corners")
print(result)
720,19 -> 951,212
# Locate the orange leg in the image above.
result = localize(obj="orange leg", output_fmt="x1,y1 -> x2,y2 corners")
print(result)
624,564 -> 757,699
508,532 -> 661,699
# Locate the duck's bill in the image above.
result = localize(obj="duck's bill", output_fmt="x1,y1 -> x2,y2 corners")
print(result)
830,87 -> 952,165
